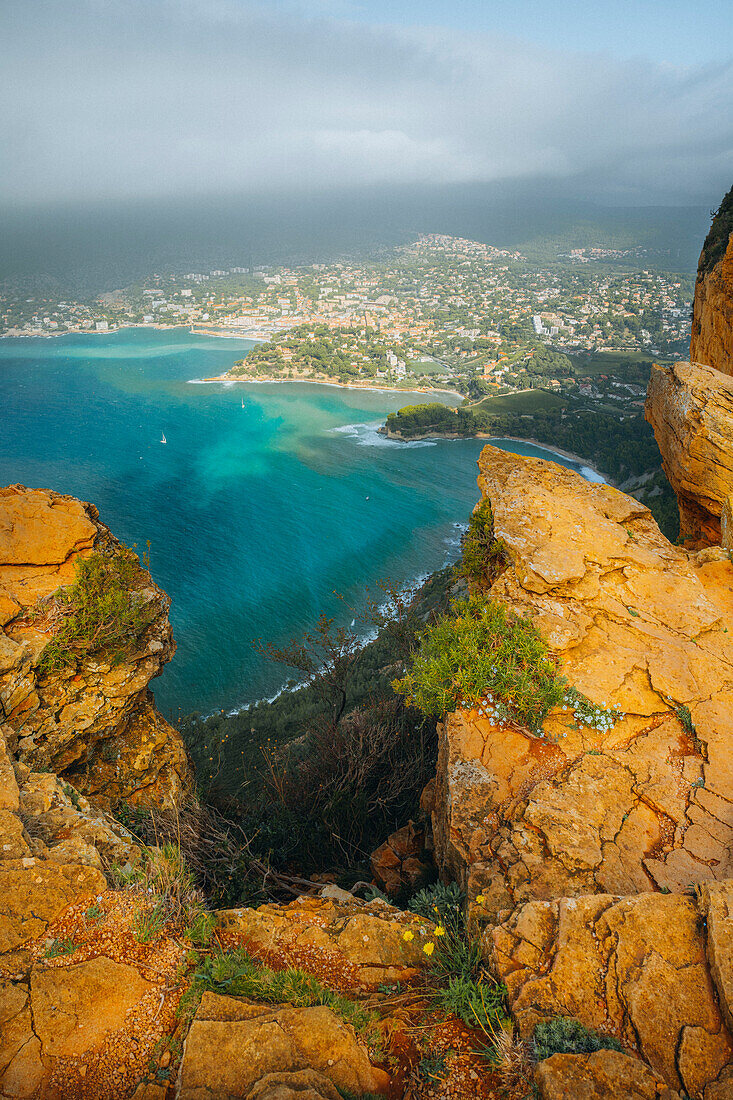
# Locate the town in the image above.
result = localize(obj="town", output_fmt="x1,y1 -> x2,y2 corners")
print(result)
1,237 -> 693,401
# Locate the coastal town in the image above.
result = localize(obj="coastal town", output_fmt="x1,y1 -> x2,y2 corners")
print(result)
1,236 -> 693,400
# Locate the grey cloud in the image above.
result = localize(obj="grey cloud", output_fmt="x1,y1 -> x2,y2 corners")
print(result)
1,0 -> 731,205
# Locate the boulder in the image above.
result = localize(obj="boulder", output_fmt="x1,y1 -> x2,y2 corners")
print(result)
245,1069 -> 342,1099
536,1049 -> 680,1100
491,889 -> 733,1096
217,895 -> 434,990
31,956 -> 154,1057
177,992 -> 386,1099
431,446 -> 733,914
370,820 -> 432,897
0,859 -> 105,955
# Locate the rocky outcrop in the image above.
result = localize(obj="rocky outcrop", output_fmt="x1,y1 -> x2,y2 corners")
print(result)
177,993 -> 387,1099
646,361 -> 733,545
491,883 -> 733,1097
645,188 -> 733,546
431,446 -> 733,916
690,186 -> 733,376
0,485 -> 191,808
536,1050 -> 681,1100
217,895 -> 435,991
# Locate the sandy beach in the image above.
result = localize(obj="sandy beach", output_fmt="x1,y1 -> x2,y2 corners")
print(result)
198,370 -> 464,401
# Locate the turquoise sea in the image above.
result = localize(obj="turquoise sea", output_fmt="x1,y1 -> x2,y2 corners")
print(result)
0,328 -> 600,718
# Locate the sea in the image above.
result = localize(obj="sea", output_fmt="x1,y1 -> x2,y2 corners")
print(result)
0,327 -> 603,719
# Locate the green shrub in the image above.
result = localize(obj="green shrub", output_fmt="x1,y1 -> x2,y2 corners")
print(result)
461,501 -> 508,587
532,1016 -> 623,1062
393,595 -> 566,731
435,974 -> 510,1034
409,881 -> 463,923
417,1052 -> 448,1082
38,549 -> 156,674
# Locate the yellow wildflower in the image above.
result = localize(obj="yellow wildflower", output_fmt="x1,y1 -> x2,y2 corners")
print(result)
476,895 -> 485,905
423,942 -> 435,956
434,925 -> 446,937
402,930 -> 414,942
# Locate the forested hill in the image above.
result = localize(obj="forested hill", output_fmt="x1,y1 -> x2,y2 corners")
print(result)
383,401 -> 679,540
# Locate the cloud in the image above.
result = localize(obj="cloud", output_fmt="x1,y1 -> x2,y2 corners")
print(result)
1,0 -> 731,206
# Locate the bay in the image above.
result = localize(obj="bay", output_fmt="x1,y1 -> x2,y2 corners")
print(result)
0,327 -> 598,718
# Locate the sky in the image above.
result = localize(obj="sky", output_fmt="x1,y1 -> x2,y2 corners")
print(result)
1,0 -> 731,210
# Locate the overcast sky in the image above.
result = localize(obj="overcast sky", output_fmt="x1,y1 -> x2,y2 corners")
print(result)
2,0 -> 731,209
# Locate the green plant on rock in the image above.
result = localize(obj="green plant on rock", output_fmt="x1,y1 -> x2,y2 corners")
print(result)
461,500 -> 508,587
393,595 -> 566,732
408,881 -> 463,924
435,974 -> 509,1035
134,901 -> 168,944
417,1052 -> 449,1082
532,1016 -> 623,1062
45,937 -> 77,958
38,548 -> 157,674
187,946 -> 382,1052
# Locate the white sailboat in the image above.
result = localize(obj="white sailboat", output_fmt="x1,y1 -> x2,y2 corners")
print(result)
160,433 -> 167,444
241,397 -> 244,408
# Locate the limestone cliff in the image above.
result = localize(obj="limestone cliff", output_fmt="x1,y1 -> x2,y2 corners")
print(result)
0,485 -> 191,808
431,446 -> 733,917
691,185 -> 733,375
646,185 -> 733,545
646,360 -> 733,546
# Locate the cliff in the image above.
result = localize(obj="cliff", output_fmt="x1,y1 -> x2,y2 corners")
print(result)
430,446 -> 733,914
646,187 -> 733,545
691,186 -> 733,375
0,485 -> 191,809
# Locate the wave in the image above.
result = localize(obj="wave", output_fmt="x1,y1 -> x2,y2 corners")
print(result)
329,421 -> 437,448
221,566 -> 439,719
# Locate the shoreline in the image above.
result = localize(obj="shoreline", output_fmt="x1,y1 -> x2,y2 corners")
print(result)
0,322 -> 260,342
380,425 -> 609,483
197,371 -> 464,400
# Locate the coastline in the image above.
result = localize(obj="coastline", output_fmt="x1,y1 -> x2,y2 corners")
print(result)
0,322 -> 260,342
197,371 -> 464,401
380,425 -> 609,483
0,322 -> 185,340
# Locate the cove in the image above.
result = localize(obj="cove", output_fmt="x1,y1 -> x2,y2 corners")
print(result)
0,327 -> 600,718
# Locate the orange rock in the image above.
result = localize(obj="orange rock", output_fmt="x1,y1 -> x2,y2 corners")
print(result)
431,446 -> 733,915
646,360 -> 733,545
492,889 -> 733,1096
0,485 -> 192,809
690,188 -> 733,377
178,992 -> 386,1099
